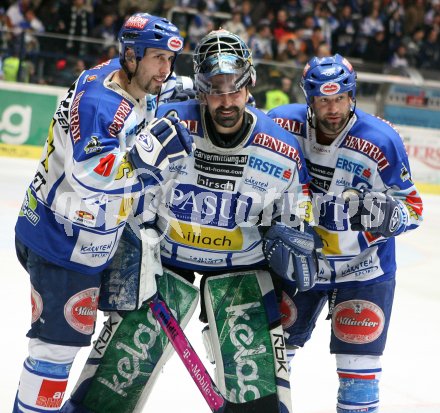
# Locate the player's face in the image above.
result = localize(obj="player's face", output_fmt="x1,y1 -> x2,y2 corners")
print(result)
132,48 -> 175,96
312,92 -> 352,135
203,86 -> 248,134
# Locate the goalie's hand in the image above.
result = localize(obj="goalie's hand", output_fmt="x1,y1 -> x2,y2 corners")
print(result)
342,188 -> 403,238
169,88 -> 196,102
263,222 -> 323,292
130,114 -> 194,172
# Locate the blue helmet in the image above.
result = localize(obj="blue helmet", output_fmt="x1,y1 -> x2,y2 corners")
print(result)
300,54 -> 357,105
193,30 -> 256,95
118,13 -> 183,64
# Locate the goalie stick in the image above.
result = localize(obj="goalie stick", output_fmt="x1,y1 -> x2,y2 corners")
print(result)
149,295 -> 279,413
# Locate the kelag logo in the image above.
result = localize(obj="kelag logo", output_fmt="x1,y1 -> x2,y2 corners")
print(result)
0,87 -> 58,146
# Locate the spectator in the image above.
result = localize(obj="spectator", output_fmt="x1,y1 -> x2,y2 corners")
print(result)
277,37 -> 303,65
21,7 -> 45,53
385,7 -> 405,51
248,19 -> 275,60
390,43 -> 410,71
403,25 -> 425,66
59,0 -> 94,56
364,29 -> 390,65
6,0 -> 32,36
418,27 -> 440,69
264,76 -> 291,110
303,26 -> 327,58
90,12 -> 118,52
272,8 -> 296,46
187,0 -> 214,50
332,4 -> 359,57
405,0 -> 426,34
222,9 -> 248,43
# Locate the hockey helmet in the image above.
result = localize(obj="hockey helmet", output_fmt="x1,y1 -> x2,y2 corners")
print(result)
300,54 -> 357,105
118,13 -> 183,64
193,30 -> 256,95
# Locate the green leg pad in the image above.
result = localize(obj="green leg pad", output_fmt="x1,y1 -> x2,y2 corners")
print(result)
205,271 -> 278,404
71,270 -> 198,413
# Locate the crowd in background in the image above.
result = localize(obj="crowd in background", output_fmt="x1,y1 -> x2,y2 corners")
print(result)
0,0 -> 440,86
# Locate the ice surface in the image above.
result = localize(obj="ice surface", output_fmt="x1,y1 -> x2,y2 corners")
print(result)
1,157 -> 439,412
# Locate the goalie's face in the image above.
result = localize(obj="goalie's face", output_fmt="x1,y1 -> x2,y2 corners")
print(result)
126,47 -> 175,98
202,75 -> 249,134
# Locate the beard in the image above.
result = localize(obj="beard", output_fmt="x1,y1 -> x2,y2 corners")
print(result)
212,105 -> 242,128
317,112 -> 350,135
145,80 -> 162,95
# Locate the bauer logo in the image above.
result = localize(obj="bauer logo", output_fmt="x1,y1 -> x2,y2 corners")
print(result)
64,288 -> 99,335
168,36 -> 183,52
320,82 -> 341,95
333,300 -> 384,344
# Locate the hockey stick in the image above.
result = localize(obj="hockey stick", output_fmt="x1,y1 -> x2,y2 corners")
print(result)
149,295 -> 278,413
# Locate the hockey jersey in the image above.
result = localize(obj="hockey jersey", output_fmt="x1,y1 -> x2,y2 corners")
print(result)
138,100 -> 311,271
267,104 -> 423,289
15,58 -> 178,274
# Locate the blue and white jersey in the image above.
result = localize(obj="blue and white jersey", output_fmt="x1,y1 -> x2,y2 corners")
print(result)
15,58 -> 176,274
268,104 -> 423,289
139,100 -> 311,271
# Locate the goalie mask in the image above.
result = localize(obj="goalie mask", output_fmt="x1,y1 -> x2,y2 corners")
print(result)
193,30 -> 256,95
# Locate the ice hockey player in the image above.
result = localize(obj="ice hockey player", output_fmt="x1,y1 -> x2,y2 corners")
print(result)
12,13 -> 194,412
267,54 -> 423,412
60,30 -> 323,413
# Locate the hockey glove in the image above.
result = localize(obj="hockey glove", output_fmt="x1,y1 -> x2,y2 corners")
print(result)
130,114 -> 194,173
263,222 -> 323,291
169,88 -> 196,102
342,188 -> 403,237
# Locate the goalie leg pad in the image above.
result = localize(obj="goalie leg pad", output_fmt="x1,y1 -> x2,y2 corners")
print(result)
204,270 -> 292,413
65,270 -> 199,413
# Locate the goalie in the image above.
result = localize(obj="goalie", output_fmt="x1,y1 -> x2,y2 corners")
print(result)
59,30 -> 323,413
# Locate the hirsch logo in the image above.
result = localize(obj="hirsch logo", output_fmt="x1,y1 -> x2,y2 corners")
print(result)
320,82 -> 341,95
168,36 -> 183,51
